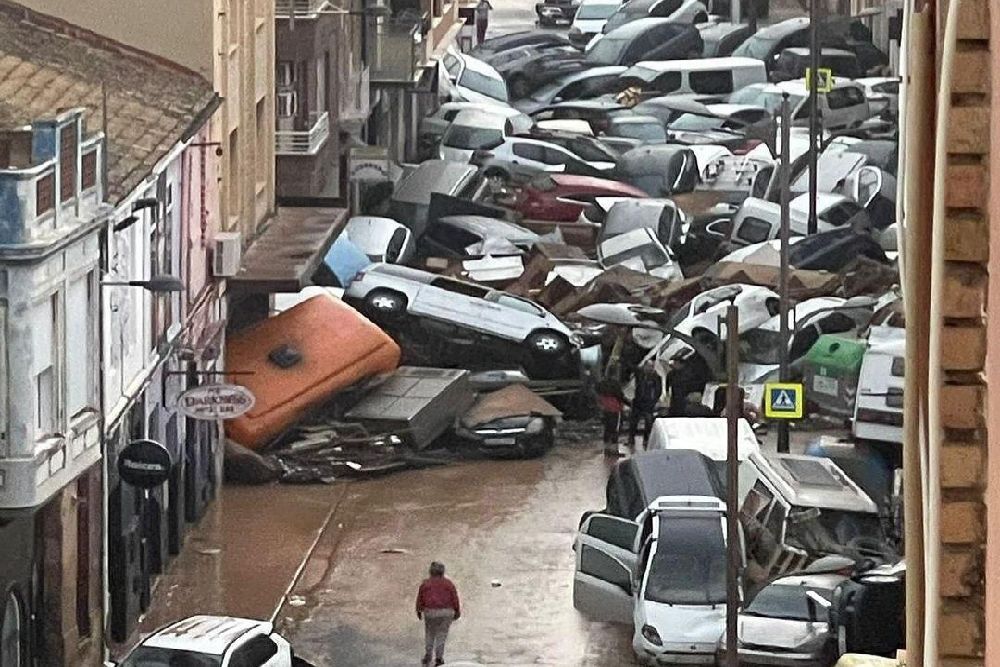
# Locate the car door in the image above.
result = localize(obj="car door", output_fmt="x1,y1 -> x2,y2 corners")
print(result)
511,141 -> 560,171
412,276 -> 492,332
573,513 -> 640,623
484,292 -> 543,340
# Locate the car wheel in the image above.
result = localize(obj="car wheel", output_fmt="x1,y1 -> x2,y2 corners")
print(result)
365,290 -> 407,315
526,330 -> 568,355
483,167 -> 510,187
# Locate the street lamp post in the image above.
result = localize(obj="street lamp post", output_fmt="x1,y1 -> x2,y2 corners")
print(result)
777,93 -> 792,454
807,0 -> 820,236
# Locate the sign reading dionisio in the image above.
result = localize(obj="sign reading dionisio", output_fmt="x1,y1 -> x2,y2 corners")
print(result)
178,384 -> 256,420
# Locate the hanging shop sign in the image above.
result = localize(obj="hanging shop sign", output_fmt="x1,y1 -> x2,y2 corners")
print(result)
177,383 -> 256,420
118,439 -> 172,489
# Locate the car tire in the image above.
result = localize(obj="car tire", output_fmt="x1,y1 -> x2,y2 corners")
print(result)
483,167 -> 511,186
526,330 -> 568,355
365,290 -> 407,316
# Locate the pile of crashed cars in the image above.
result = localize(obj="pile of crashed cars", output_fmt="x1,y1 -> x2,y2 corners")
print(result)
222,7 -> 906,664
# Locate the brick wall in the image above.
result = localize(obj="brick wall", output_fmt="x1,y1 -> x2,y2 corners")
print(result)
938,0 -> 990,662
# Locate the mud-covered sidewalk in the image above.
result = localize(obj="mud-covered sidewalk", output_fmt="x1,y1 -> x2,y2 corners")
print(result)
112,484 -> 349,658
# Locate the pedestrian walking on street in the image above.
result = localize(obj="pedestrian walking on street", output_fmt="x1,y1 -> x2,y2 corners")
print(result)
475,0 -> 493,44
628,361 -> 663,449
416,561 -> 461,666
595,377 -> 628,457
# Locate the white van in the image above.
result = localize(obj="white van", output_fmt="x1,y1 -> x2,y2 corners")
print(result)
618,57 -> 768,99
853,325 -> 904,444
727,192 -> 870,246
647,417 -> 762,500
730,79 -> 872,131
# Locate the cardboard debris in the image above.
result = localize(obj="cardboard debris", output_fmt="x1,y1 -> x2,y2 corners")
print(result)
703,261 -> 842,300
461,384 -> 562,428
550,265 -> 668,316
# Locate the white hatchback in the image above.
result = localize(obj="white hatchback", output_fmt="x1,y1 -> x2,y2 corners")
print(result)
117,616 -> 293,667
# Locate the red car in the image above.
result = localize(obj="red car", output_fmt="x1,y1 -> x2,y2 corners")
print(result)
514,173 -> 648,222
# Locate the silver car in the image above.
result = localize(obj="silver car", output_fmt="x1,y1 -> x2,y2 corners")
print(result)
345,263 -> 580,356
730,571 -> 848,666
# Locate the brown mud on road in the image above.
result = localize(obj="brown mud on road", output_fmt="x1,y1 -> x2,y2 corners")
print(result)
277,432 -> 642,666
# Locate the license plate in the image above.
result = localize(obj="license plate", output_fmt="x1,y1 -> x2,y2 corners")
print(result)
812,375 -> 838,396
484,437 -> 517,446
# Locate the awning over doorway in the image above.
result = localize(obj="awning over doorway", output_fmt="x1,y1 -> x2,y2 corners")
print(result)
228,207 -> 348,293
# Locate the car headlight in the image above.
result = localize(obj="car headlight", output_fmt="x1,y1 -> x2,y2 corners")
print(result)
525,418 -> 546,434
641,624 -> 663,646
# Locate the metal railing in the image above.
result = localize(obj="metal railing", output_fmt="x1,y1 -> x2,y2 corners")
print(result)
275,111 -> 330,155
275,0 -> 329,18
366,12 -> 428,83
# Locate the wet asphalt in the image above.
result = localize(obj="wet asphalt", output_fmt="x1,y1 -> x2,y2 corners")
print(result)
276,428 -> 642,666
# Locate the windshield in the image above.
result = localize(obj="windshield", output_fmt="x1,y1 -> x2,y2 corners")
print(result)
120,647 -> 222,667
604,241 -> 669,270
567,138 -> 617,162
459,69 -> 509,101
733,35 -> 779,60
644,516 -> 727,605
745,583 -> 833,622
443,124 -> 504,150
613,122 -> 665,142
577,3 -> 618,19
670,114 -> 726,131
585,38 -> 629,66
739,328 -> 783,364
732,90 -> 805,116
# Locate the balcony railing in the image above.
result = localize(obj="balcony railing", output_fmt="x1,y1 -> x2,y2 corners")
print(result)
275,0 -> 329,18
275,111 -> 330,156
367,12 -> 429,83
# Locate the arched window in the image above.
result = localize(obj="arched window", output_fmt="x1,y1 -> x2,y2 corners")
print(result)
1,591 -> 24,667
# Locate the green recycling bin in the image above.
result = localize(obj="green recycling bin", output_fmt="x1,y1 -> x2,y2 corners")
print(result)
802,335 -> 867,417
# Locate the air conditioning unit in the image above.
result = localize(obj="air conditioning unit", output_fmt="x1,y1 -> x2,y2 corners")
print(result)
213,232 -> 243,277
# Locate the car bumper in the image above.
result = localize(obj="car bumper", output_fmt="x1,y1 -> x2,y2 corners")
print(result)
535,4 -> 577,20
731,648 -> 825,666
466,429 -> 554,456
637,651 -> 716,665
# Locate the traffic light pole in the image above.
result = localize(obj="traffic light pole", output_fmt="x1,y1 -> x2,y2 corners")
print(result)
777,94 -> 792,454
807,0 -> 820,236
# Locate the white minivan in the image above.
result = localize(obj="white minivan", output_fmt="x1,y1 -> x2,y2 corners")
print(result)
618,57 -> 767,99
574,496 -> 738,666
730,78 -> 872,131
853,324 -> 904,444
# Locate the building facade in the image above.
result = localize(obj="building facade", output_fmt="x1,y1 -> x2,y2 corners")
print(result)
0,109 -> 107,667
275,0 -> 370,202
13,0 -> 276,242
0,3 -> 229,661
903,0 -> 996,664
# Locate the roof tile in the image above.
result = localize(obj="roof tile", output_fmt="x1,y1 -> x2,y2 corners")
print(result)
0,5 -> 215,202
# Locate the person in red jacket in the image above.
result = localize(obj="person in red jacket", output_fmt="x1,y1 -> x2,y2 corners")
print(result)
416,561 -> 461,666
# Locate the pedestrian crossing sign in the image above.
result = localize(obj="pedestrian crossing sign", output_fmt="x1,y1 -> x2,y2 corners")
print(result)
806,67 -> 834,94
764,383 -> 804,419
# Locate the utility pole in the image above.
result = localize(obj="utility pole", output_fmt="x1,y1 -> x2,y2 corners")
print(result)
724,304 -> 740,667
747,0 -> 758,34
777,93 -> 792,454
731,0 -> 742,27
807,0 -> 820,235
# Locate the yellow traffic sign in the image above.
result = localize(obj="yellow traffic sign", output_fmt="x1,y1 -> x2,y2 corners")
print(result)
764,383 -> 804,420
806,67 -> 834,94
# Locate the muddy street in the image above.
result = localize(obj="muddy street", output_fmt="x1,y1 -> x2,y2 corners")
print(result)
277,430 -> 641,666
